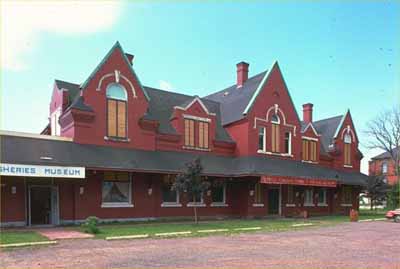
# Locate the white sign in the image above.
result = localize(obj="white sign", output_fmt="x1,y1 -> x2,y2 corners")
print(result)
0,163 -> 85,178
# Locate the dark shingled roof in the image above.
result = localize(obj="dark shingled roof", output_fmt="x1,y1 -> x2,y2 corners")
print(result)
1,134 -> 368,186
204,71 -> 267,125
68,96 -> 94,112
54,79 -> 81,104
371,146 -> 399,160
313,115 -> 343,154
143,86 -> 233,143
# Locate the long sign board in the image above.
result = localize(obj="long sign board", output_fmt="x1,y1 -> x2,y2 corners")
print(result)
0,163 -> 85,178
260,175 -> 337,187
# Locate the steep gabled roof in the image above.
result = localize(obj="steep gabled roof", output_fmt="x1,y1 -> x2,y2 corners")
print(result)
54,79 -> 81,103
371,146 -> 399,160
67,96 -> 94,112
143,86 -> 233,143
80,41 -> 150,101
205,71 -> 267,125
313,115 -> 343,153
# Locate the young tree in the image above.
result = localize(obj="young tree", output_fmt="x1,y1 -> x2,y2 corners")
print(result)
361,175 -> 391,210
387,182 -> 400,209
172,158 -> 210,223
365,106 -> 400,207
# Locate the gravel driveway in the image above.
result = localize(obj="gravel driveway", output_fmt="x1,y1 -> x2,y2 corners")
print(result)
1,221 -> 399,268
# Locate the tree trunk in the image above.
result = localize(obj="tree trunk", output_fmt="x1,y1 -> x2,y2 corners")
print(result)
370,198 -> 373,211
193,196 -> 198,224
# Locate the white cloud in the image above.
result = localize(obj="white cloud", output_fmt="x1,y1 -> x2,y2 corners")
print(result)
159,80 -> 174,91
1,1 -> 122,71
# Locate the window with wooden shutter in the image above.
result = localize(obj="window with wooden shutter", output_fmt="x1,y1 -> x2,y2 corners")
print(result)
302,139 -> 309,160
254,183 -> 263,204
344,143 -> 351,166
106,83 -> 127,139
302,139 -> 317,162
184,119 -> 195,147
198,121 -> 209,149
271,124 -> 280,152
310,141 -> 317,161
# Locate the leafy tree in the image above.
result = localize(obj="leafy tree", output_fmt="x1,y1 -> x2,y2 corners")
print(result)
387,182 -> 400,209
172,158 -> 210,223
365,106 -> 400,207
361,175 -> 391,210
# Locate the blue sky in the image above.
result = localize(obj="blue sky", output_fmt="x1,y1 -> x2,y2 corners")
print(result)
1,1 -> 399,173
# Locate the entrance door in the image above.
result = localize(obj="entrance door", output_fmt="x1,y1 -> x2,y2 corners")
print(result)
268,188 -> 280,215
30,186 -> 52,225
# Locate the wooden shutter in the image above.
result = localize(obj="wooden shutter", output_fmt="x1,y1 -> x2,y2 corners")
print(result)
184,119 -> 190,146
272,124 -> 280,152
202,122 -> 209,149
344,144 -> 351,165
117,101 -> 126,138
310,141 -> 317,161
302,140 -> 309,161
184,119 -> 195,147
199,122 -> 204,148
107,99 -> 117,137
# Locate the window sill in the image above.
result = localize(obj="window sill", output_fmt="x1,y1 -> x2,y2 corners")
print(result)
304,203 -> 315,207
257,150 -> 293,157
187,203 -> 206,207
104,136 -> 130,143
183,146 -> 211,152
210,203 -> 228,207
161,202 -> 182,208
343,165 -> 353,168
252,203 -> 264,207
285,204 -> 296,207
341,203 -> 352,207
318,203 -> 328,207
302,160 -> 319,164
101,203 -> 133,208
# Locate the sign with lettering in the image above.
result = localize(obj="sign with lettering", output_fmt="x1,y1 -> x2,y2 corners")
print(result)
260,175 -> 337,187
0,163 -> 85,178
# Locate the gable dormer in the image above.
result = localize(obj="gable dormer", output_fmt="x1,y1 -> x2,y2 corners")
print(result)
171,96 -> 217,151
56,42 -> 155,150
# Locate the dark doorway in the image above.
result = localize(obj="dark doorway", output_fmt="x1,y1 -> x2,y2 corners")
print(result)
30,187 -> 52,225
268,188 -> 280,215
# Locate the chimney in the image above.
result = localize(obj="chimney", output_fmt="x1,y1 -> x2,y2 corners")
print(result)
302,103 -> 314,124
125,53 -> 134,65
236,61 -> 249,88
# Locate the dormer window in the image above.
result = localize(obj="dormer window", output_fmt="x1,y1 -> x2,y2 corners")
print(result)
184,116 -> 210,150
343,133 -> 352,166
106,83 -> 127,139
271,114 -> 280,153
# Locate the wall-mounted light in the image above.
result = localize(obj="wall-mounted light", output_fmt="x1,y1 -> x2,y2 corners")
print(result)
79,187 -> 84,195
334,193 -> 338,199
148,188 -> 153,196
11,186 -> 16,194
295,192 -> 299,197
207,190 -> 211,196
249,190 -> 254,196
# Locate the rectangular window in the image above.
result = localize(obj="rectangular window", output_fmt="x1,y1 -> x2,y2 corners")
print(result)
317,188 -> 327,205
344,143 -> 351,166
271,124 -> 280,152
258,127 -> 266,151
254,183 -> 263,204
382,162 -> 388,174
304,188 -> 314,206
161,176 -> 178,204
211,184 -> 226,204
102,171 -> 131,205
189,192 -> 203,204
302,139 -> 317,162
287,185 -> 294,204
342,186 -> 352,204
198,121 -> 209,149
107,99 -> 127,138
184,119 -> 195,147
284,132 -> 291,154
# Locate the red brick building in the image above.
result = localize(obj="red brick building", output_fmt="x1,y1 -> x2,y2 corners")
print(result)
369,147 -> 399,185
0,42 -> 367,227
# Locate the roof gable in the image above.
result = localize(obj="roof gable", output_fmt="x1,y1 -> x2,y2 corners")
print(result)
80,41 -> 150,101
302,122 -> 320,136
333,110 -> 359,143
313,115 -> 343,153
174,96 -> 216,116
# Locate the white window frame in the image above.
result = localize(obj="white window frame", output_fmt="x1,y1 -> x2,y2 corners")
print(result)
317,188 -> 327,206
271,113 -> 280,124
258,127 -> 266,152
101,174 -> 133,208
344,133 -> 352,144
187,192 -> 205,207
211,183 -> 228,207
284,131 -> 292,155
161,187 -> 181,207
382,162 -> 388,174
50,107 -> 62,136
304,189 -> 314,207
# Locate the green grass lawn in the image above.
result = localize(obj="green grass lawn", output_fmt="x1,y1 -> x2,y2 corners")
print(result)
0,231 -> 48,245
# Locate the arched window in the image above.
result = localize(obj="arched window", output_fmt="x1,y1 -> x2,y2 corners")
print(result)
106,83 -> 127,138
271,114 -> 280,152
343,133 -> 352,166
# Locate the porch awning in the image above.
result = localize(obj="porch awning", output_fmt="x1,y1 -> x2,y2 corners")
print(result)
260,176 -> 337,187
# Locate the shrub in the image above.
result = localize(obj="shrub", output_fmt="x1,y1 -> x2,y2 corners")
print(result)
82,216 -> 100,234
387,182 -> 400,209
